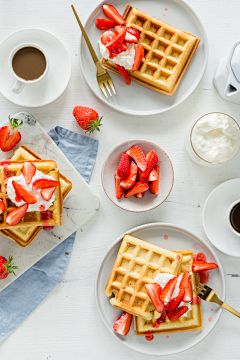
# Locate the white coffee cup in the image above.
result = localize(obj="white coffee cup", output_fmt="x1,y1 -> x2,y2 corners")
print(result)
9,43 -> 48,94
228,200 -> 240,236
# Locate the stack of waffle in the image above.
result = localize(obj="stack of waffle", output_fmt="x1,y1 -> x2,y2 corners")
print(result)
105,234 -> 202,336
101,5 -> 200,95
0,145 -> 72,247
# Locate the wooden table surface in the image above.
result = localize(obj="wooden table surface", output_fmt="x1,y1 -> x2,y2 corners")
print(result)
1,0 -> 240,359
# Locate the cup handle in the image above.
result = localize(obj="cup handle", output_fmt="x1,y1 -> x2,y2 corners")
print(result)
12,79 -> 25,94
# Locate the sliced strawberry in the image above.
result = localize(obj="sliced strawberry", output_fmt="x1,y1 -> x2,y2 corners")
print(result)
165,288 -> 184,311
0,116 -> 22,152
179,271 -> 193,303
115,172 -> 124,199
40,210 -> 53,220
113,312 -> 132,336
145,283 -> 164,313
126,146 -> 147,172
103,4 -> 125,25
12,181 -> 39,204
132,44 -> 144,72
195,252 -> 207,262
40,186 -> 56,201
32,178 -> 60,190
152,310 -> 167,328
135,191 -> 145,198
140,151 -> 158,181
115,25 -> 139,43
150,165 -> 160,195
15,191 -> 22,203
199,270 -> 210,284
105,28 -> 127,58
159,276 -> 178,303
120,162 -> 137,189
6,203 -> 28,226
148,167 -> 159,182
167,306 -> 189,321
0,200 -> 5,214
192,296 -> 201,305
192,261 -> 218,273
116,153 -> 130,179
125,181 -> 149,198
116,64 -> 131,85
43,226 -> 54,231
101,30 -> 117,45
96,18 -> 116,30
22,162 -> 36,185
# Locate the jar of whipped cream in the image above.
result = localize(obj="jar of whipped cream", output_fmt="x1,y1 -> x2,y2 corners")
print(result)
185,113 -> 240,167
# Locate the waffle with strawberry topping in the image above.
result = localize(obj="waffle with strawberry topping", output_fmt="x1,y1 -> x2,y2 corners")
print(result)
101,5 -> 200,95
134,250 -> 202,335
105,234 -> 183,321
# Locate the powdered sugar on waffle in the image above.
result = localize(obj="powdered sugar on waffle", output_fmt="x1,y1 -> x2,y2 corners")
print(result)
7,170 -> 56,212
152,273 -> 192,317
98,41 -> 135,70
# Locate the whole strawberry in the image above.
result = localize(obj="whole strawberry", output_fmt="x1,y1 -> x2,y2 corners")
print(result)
0,116 -> 23,152
0,255 -> 18,280
73,106 -> 103,134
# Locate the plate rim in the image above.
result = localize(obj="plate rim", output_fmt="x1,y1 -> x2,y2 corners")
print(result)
78,0 -> 209,116
95,222 -> 225,356
202,178 -> 240,257
0,28 -> 71,108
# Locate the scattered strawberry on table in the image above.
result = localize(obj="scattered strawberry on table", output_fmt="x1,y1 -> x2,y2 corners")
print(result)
73,106 -> 103,135
0,255 -> 18,280
115,145 -> 160,200
96,4 -> 144,85
113,311 -> 132,336
0,116 -> 23,152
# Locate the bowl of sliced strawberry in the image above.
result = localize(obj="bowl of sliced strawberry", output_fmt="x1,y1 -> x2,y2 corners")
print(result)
101,140 -> 174,212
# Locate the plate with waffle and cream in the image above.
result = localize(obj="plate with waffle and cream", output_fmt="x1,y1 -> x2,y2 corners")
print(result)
95,223 -> 224,355
0,112 -> 99,293
79,0 -> 208,115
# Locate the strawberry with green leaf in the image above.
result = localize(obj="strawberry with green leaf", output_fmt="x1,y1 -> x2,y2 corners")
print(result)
73,106 -> 103,135
0,116 -> 23,152
0,255 -> 18,280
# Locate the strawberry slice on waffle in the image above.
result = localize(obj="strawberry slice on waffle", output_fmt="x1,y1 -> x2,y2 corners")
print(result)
22,162 -> 36,185
12,181 -> 39,204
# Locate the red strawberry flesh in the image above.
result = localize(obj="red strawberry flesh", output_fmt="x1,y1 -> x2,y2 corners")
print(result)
167,305 -> 189,321
152,310 -> 167,328
145,283 -> 164,313
32,178 -> 60,190
105,28 -> 127,58
116,64 -> 131,85
103,4 -> 125,25
96,18 -> 116,30
101,30 -> 117,45
0,200 -> 5,214
165,288 -> 184,311
115,172 -> 124,200
141,151 -> 158,181
125,181 -> 149,198
120,161 -> 137,189
6,203 -> 28,226
179,271 -> 193,302
132,44 -> 144,72
0,116 -> 22,152
117,153 -> 130,179
12,181 -> 39,204
113,312 -> 132,336
159,276 -> 178,303
126,146 -> 147,172
40,186 -> 56,201
150,165 -> 160,195
192,261 -> 218,272
22,162 -> 36,185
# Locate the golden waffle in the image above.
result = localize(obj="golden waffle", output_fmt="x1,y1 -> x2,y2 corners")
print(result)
0,146 -> 72,247
101,5 -> 200,95
134,250 -> 202,335
105,234 -> 183,320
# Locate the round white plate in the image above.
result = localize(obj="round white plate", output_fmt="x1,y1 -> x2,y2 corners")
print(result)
101,140 -> 174,212
95,223 -> 224,356
0,29 -> 71,107
203,178 -> 240,257
79,0 -> 208,116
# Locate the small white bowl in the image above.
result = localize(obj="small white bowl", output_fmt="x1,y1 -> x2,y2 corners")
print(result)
101,140 -> 174,213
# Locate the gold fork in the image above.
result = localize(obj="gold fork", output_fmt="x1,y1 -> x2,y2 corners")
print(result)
194,283 -> 240,318
71,5 -> 116,99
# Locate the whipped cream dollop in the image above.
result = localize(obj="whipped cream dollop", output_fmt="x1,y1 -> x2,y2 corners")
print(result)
152,273 -> 191,317
7,170 -> 56,212
98,41 -> 135,70
191,113 -> 240,164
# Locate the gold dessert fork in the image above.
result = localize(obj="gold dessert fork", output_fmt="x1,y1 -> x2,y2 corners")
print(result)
71,5 -> 116,98
194,283 -> 240,318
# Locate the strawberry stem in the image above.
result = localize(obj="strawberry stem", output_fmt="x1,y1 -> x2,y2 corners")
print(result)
8,115 -> 23,130
85,117 -> 103,135
2,255 -> 19,276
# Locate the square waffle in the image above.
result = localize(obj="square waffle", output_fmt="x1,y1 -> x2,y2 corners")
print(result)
0,146 -> 72,247
105,234 -> 183,320
134,250 -> 202,335
100,5 -> 200,95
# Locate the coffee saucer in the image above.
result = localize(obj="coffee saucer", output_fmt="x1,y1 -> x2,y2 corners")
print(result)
0,29 -> 71,107
202,178 -> 240,257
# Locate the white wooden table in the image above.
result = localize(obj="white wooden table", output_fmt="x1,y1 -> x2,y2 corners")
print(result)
1,0 -> 240,358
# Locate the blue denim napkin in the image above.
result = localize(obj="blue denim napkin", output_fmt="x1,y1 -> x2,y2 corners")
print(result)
0,126 -> 99,342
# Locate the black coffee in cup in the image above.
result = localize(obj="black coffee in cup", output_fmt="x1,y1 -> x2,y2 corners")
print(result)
12,46 -> 46,81
230,202 -> 240,233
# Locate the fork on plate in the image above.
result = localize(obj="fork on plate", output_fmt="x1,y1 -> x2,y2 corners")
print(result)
71,5 -> 116,99
194,283 -> 240,318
